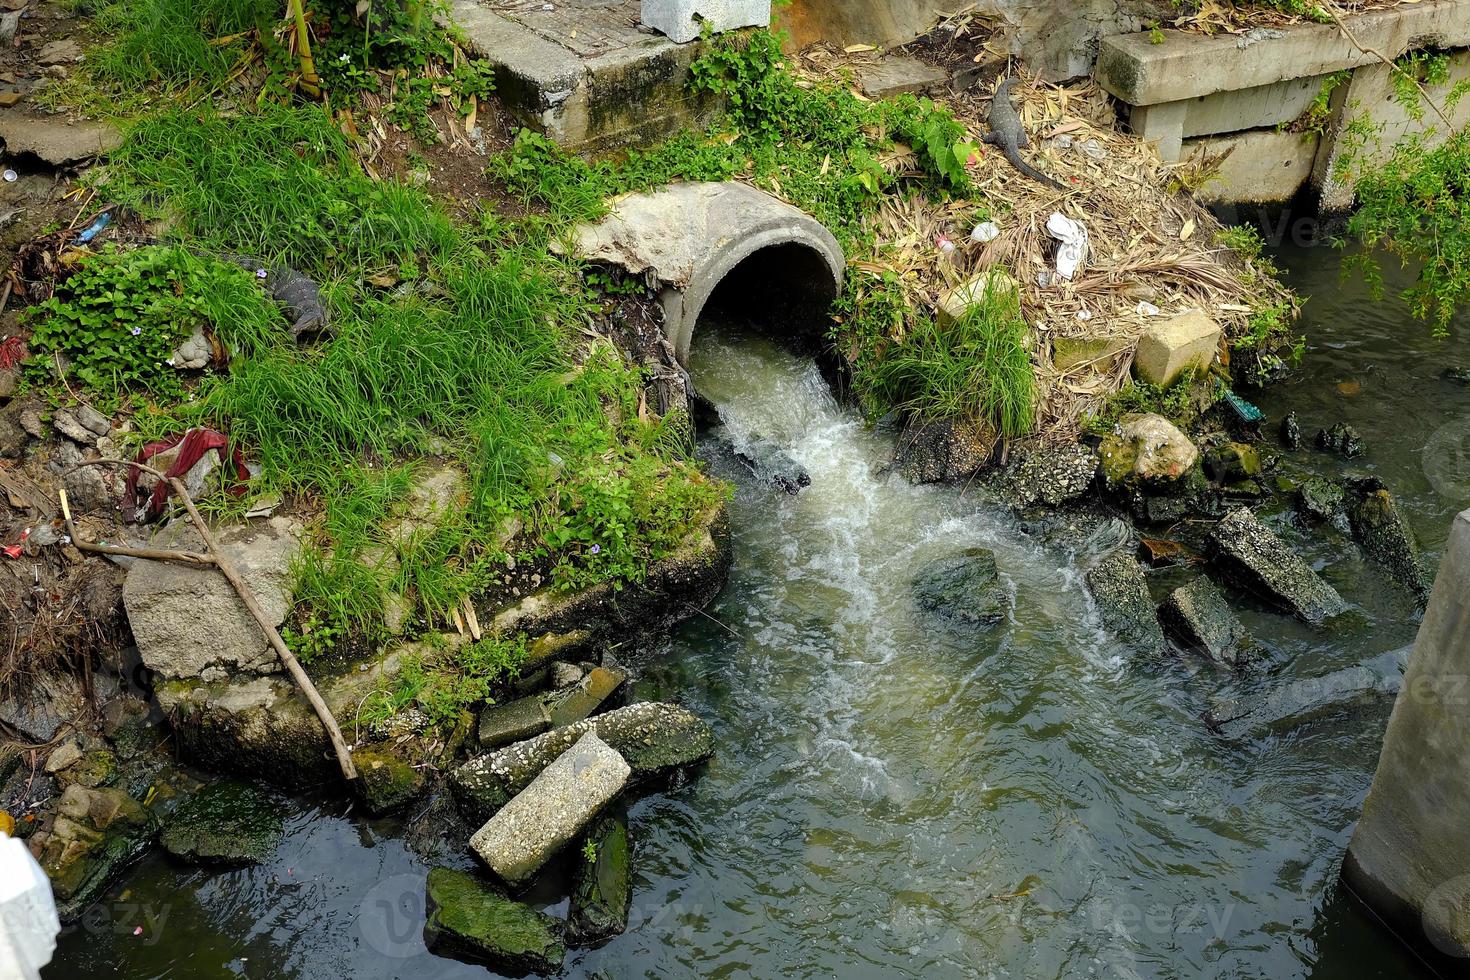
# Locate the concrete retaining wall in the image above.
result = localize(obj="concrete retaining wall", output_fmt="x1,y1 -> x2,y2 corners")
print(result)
1343,508 -> 1470,962
1096,0 -> 1470,208
780,0 -> 1166,79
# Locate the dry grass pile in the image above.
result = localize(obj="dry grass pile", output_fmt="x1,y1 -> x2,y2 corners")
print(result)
796,42 -> 1296,443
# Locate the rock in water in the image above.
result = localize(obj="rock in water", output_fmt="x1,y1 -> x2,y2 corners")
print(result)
1316,422 -> 1365,459
1159,578 -> 1254,666
351,748 -> 427,816
160,780 -> 283,866
469,732 -> 630,889
423,867 -> 565,975
734,434 -> 810,494
894,418 -> 997,484
1442,367 -> 1470,385
568,810 -> 632,947
546,666 -> 627,727
995,444 -> 1097,510
1280,412 -> 1302,450
1208,508 -> 1348,625
38,785 -> 157,920
1344,478 -> 1432,606
1295,477 -> 1345,523
1098,413 -> 1199,488
451,702 -> 713,825
911,548 -> 1008,627
1084,550 -> 1170,657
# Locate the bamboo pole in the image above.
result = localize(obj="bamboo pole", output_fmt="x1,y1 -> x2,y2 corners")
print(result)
288,0 -> 323,99
60,461 -> 358,783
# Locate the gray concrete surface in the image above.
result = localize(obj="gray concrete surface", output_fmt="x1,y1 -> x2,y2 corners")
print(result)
1345,509 -> 1470,960
574,181 -> 844,362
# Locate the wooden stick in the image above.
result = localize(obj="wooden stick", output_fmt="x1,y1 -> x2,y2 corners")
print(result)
59,463 -> 358,782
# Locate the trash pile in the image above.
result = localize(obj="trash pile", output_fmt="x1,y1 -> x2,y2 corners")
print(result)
797,45 -> 1296,443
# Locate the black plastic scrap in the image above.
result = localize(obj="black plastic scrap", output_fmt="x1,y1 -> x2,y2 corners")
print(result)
225,255 -> 330,341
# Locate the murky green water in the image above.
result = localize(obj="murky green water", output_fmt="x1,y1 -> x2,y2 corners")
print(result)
48,244 -> 1470,978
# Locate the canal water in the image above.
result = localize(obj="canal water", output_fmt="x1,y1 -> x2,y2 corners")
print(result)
48,243 -> 1470,978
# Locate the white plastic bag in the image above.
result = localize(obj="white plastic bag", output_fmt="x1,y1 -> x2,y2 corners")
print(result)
1046,212 -> 1089,281
0,836 -> 59,980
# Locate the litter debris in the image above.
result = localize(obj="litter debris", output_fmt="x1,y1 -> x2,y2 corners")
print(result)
1135,301 -> 1161,317
73,212 -> 111,245
970,221 -> 1000,243
123,428 -> 251,521
3,528 -> 28,559
1046,212 -> 1088,281
1,170 -> 15,183
936,234 -> 956,254
1223,390 -> 1265,425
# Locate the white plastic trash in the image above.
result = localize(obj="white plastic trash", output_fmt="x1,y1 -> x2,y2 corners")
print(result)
0,836 -> 59,980
970,221 -> 1000,244
1046,212 -> 1089,281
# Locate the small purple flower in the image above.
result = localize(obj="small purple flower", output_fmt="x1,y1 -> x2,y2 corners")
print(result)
590,544 -> 601,555
130,326 -> 142,336
255,268 -> 268,279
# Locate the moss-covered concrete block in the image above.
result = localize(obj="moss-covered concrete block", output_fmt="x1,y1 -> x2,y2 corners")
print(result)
160,779 -> 283,866
423,867 -> 565,974
1133,311 -> 1221,388
568,810 -> 632,947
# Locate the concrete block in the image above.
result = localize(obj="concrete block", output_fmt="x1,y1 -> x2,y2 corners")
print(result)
469,732 -> 630,889
1052,334 -> 1129,372
1180,74 -> 1330,138
1133,310 -> 1221,388
936,267 -> 1018,329
641,0 -> 770,44
1098,0 -> 1470,106
447,0 -> 718,154
1129,100 -> 1186,161
477,695 -> 552,751
1187,130 -> 1319,205
546,665 -> 627,727
1314,51 -> 1470,211
1345,510 -> 1470,958
858,55 -> 947,99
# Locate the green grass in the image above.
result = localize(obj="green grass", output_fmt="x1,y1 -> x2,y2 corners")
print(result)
58,104 -> 723,696
862,272 -> 1035,438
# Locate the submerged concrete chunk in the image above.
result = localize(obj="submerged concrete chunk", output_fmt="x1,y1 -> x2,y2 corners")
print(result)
1207,646 -> 1406,740
423,866 -> 565,974
1159,577 -> 1253,666
1133,311 -> 1221,388
1209,508 -> 1348,625
470,733 -> 630,889
568,810 -> 633,947
1085,550 -> 1169,657
451,702 -> 713,824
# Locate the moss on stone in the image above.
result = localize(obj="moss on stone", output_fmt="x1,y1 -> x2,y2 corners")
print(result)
353,747 -> 427,816
423,867 -> 565,975
60,750 -> 118,790
568,811 -> 631,947
160,779 -> 283,866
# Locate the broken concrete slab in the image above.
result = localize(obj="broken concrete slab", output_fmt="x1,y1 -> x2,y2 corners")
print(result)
1209,508 -> 1348,625
1085,550 -> 1170,657
470,732 -> 630,889
1188,129 -> 1320,203
1206,645 -> 1407,740
423,866 -> 566,974
478,695 -> 553,751
1345,478 -> 1432,607
641,0 -> 770,44
451,701 -> 713,824
0,115 -> 122,167
1159,577 -> 1254,666
1098,413 -> 1199,489
123,516 -> 302,680
1133,310 -> 1221,388
858,55 -> 948,98
573,181 -> 844,363
568,809 -> 632,947
547,666 -> 627,728
936,267 -> 1018,329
